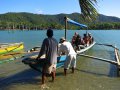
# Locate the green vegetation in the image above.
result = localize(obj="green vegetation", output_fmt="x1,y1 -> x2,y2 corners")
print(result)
78,0 -> 98,21
0,12 -> 120,30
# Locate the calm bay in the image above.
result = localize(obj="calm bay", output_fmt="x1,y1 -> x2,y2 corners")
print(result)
0,30 -> 120,90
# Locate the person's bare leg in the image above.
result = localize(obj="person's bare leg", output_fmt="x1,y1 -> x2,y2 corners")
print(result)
42,73 -> 46,84
42,65 -> 47,84
41,65 -> 50,89
64,69 -> 67,76
51,71 -> 56,82
72,67 -> 74,73
41,72 -> 49,89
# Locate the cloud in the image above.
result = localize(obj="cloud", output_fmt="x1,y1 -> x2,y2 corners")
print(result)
35,9 -> 43,14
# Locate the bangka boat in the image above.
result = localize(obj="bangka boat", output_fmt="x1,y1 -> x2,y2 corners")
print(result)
0,42 -> 24,55
22,17 -> 95,72
76,41 -> 96,54
22,53 -> 67,72
22,41 -> 95,72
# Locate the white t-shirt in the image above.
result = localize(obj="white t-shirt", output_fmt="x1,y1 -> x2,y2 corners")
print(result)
59,41 -> 76,56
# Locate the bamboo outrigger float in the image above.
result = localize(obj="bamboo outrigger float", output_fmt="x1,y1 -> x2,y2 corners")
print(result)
78,46 -> 120,76
114,48 -> 120,76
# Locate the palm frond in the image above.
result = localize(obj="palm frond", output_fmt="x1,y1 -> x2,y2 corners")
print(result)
79,0 -> 98,21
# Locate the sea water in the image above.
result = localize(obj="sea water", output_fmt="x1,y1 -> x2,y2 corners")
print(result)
0,30 -> 120,90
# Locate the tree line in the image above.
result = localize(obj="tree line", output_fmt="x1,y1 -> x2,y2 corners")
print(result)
0,12 -> 120,30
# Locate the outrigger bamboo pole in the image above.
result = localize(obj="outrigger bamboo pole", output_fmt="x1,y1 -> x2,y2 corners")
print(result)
78,54 -> 118,65
115,48 -> 120,66
96,43 -> 119,50
78,47 -> 120,76
64,17 -> 67,39
114,48 -> 120,76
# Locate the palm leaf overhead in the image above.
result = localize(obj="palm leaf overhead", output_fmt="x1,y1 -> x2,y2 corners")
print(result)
79,0 -> 98,21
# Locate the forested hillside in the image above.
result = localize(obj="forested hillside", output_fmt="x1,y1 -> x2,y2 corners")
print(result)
0,12 -> 120,30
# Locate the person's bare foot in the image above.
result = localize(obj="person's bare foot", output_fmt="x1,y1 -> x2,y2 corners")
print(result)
41,84 -> 49,89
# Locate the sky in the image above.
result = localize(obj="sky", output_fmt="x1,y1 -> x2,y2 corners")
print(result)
0,0 -> 120,18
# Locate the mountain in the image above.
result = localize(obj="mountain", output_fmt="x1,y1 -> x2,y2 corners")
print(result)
98,14 -> 120,22
0,12 -> 120,30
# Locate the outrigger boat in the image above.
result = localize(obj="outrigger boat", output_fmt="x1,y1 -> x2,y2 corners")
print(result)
76,41 -> 96,54
0,42 -> 24,55
22,42 -> 95,72
0,42 -> 24,63
22,17 -> 96,72
22,17 -> 120,76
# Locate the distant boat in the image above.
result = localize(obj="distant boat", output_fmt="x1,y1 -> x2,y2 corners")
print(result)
0,42 -> 24,55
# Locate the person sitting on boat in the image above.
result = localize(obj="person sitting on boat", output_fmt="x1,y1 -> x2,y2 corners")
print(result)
74,35 -> 81,50
59,37 -> 77,76
88,33 -> 94,44
75,35 -> 85,51
71,32 -> 78,47
36,29 -> 58,86
83,34 -> 89,46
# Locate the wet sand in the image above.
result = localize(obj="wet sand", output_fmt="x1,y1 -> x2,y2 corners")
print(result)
0,53 -> 120,90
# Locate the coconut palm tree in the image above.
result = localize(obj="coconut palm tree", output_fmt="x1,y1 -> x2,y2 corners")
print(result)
79,0 -> 98,21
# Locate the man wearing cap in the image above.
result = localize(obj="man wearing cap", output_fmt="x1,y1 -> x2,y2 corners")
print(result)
36,29 -> 58,86
59,37 -> 77,76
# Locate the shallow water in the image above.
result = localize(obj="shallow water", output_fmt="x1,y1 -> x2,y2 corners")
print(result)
0,30 -> 120,90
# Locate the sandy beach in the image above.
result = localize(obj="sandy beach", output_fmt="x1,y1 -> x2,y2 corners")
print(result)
0,55 -> 120,90
0,61 -> 44,90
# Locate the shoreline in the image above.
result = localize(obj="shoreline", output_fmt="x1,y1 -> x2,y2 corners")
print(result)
0,56 -> 120,90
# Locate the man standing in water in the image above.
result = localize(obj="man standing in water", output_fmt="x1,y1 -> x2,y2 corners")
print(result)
36,29 -> 58,87
59,37 -> 77,76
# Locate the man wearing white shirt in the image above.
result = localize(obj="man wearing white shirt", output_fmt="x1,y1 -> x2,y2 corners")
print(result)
59,37 -> 77,76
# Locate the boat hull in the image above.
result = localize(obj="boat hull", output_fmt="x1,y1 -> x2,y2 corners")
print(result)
22,42 -> 95,72
76,41 -> 96,54
0,42 -> 24,55
22,55 -> 67,72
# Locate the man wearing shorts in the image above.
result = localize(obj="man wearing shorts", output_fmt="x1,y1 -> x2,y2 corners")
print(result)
36,29 -> 58,85
59,37 -> 77,76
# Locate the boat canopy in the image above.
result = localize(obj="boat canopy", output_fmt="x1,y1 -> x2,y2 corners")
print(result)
66,18 -> 87,28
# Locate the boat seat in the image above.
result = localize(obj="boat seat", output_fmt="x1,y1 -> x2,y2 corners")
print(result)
78,45 -> 85,50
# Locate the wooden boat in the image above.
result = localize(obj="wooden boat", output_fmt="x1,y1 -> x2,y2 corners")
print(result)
22,17 -> 95,72
76,41 -> 96,54
22,53 -> 67,72
0,42 -> 24,55
22,41 -> 95,72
